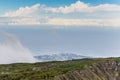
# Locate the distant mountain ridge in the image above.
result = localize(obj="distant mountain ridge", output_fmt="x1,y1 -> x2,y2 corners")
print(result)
34,53 -> 88,62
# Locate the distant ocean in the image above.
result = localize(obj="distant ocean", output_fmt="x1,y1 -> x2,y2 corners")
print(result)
0,25 -> 120,57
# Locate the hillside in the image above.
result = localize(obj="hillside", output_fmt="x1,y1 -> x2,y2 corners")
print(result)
0,58 -> 120,80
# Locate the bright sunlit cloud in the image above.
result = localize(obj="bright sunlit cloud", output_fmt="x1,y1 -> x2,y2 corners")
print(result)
1,0 -> 120,27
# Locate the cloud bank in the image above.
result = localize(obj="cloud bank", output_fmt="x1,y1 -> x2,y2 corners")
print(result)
45,1 -> 120,13
4,4 -> 41,17
0,31 -> 35,64
1,0 -> 120,27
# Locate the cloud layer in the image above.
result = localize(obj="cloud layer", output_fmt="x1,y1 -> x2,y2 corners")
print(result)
4,4 -> 41,17
1,0 -> 120,27
45,1 -> 120,13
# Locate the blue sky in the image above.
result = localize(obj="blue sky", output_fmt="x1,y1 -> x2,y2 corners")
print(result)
1,26 -> 120,57
0,0 -> 120,57
81,0 -> 120,5
0,0 -> 120,13
0,0 -> 120,26
0,0 -> 120,32
0,0 -> 120,14
0,0 -> 77,14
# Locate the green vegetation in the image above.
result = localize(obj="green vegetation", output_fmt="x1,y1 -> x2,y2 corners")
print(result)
0,57 -> 119,80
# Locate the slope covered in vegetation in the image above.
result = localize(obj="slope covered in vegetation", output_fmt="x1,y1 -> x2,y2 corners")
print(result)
0,58 -> 120,80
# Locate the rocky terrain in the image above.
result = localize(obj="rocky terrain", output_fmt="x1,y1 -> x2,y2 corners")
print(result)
0,57 -> 120,80
54,59 -> 120,80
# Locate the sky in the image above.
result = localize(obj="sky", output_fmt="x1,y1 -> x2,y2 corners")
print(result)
0,0 -> 120,57
1,26 -> 120,57
0,0 -> 120,26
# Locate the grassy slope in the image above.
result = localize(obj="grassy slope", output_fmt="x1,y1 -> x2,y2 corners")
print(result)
0,58 -> 119,80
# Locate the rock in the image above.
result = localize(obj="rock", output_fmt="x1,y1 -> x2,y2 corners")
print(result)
54,60 -> 120,80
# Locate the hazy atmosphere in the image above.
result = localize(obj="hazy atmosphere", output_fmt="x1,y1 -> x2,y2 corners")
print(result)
1,26 -> 120,58
0,0 -> 120,63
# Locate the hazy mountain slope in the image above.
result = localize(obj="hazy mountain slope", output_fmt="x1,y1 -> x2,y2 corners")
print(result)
0,58 -> 120,80
34,53 -> 88,62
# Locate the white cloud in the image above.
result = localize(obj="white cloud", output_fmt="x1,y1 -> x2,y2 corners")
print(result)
3,1 -> 120,16
9,17 -> 40,25
1,0 -> 120,27
4,4 -> 41,17
0,17 -> 120,27
45,1 -> 89,14
0,17 -> 48,25
45,1 -> 120,14
47,18 -> 120,27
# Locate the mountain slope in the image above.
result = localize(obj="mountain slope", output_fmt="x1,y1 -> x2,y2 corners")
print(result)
54,59 -> 120,80
34,53 -> 88,62
0,58 -> 120,80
